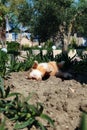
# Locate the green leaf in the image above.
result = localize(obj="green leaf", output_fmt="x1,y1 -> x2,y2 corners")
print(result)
7,92 -> 21,98
36,121 -> 47,130
0,107 -> 6,112
0,16 -> 3,20
0,100 -> 5,108
27,104 -> 39,116
24,92 -> 35,102
0,118 -> 6,130
4,101 -> 16,110
0,77 -> 5,98
37,102 -> 44,114
14,118 -> 35,129
80,113 -> 87,130
5,86 -> 10,98
40,114 -> 54,127
10,114 -> 19,121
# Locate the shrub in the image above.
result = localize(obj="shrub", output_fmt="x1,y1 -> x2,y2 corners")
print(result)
44,40 -> 54,50
8,49 -> 54,72
7,41 -> 20,67
8,60 -> 23,72
55,52 -> 74,71
69,53 -> 87,74
0,50 -> 8,77
7,41 -> 20,55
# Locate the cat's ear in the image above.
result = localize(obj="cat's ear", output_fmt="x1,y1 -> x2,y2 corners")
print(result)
32,61 -> 38,69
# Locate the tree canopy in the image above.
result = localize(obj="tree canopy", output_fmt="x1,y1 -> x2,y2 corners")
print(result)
0,0 -> 87,44
31,0 -> 75,42
30,0 -> 87,43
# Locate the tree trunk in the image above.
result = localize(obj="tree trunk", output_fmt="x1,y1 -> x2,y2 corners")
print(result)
59,24 -> 68,54
59,11 -> 81,54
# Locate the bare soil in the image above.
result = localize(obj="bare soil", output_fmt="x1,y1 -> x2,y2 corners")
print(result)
3,71 -> 87,130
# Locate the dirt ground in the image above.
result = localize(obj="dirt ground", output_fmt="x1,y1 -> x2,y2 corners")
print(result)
3,71 -> 87,130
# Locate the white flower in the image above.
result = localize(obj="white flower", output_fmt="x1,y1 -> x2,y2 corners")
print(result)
38,45 -> 42,48
1,48 -> 7,53
52,45 -> 56,50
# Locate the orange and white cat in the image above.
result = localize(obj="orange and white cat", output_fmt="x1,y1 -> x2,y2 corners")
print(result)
27,61 -> 72,80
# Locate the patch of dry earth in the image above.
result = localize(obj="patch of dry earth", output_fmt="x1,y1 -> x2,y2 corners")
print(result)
3,71 -> 87,130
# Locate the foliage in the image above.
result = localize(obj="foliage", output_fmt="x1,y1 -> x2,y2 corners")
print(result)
72,53 -> 87,73
52,49 -> 87,73
44,40 -> 54,50
18,1 -> 33,26
74,0 -> 87,36
21,45 -> 31,51
31,0 -> 75,42
76,49 -> 83,57
8,54 -> 35,72
7,41 -> 20,55
0,0 -> 11,47
70,37 -> 77,49
6,41 -> 20,66
7,49 -> 34,72
54,52 -> 74,71
0,117 -> 7,130
7,47 -> 87,74
8,59 -> 23,72
32,0 -> 59,42
0,1 -> 8,25
0,50 -> 8,77
0,0 -> 87,49
19,52 -> 36,71
7,46 -> 54,72
0,76 -> 20,99
0,77 -> 54,129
